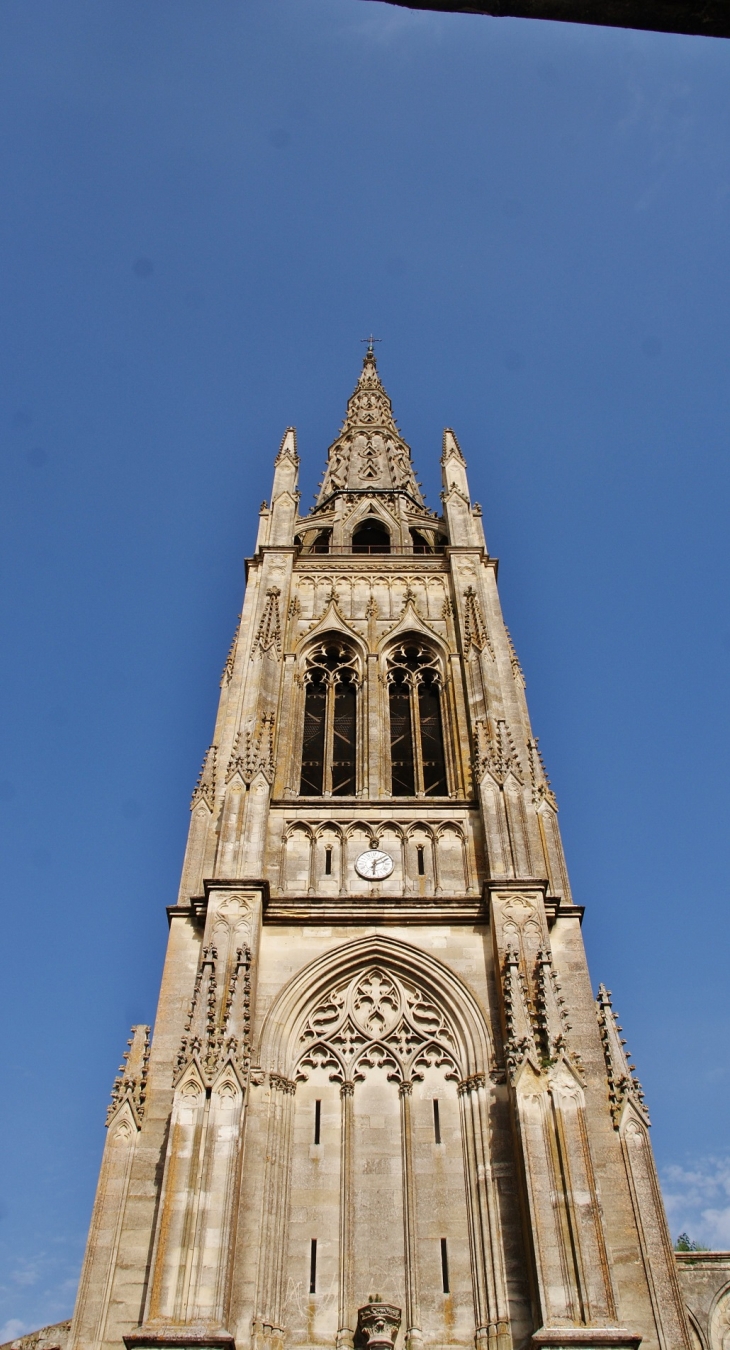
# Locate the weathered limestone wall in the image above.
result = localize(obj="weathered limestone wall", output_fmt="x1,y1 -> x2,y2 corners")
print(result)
676,1254 -> 730,1348
1,1323 -> 71,1350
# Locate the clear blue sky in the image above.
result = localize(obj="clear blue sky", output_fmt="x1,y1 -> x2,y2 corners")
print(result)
1,0 -> 729,1335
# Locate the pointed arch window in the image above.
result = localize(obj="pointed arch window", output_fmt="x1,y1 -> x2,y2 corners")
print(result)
300,642 -> 359,796
387,643 -> 448,797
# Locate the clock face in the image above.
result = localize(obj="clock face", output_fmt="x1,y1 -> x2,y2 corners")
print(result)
355,849 -> 394,881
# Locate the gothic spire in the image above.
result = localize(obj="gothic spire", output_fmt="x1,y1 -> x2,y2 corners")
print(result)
315,347 -> 424,506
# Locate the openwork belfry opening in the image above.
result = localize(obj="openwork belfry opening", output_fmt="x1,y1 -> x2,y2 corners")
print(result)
352,519 -> 391,553
300,642 -> 359,796
388,643 -> 447,797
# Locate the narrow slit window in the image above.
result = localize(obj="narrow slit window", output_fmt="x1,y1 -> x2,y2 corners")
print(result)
440,1238 -> 450,1294
433,1098 -> 441,1144
325,848 -> 332,876
417,845 -> 425,876
314,1100 -> 321,1145
309,1239 -> 317,1294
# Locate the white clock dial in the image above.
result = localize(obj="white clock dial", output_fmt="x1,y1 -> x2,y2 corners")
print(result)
355,849 -> 394,881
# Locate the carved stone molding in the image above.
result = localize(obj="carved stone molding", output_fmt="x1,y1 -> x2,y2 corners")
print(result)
124,1328 -> 235,1350
295,964 -> 461,1086
528,1330 -> 642,1348
178,878 -> 271,929
355,1303 -> 402,1350
269,1072 -> 297,1094
457,1071 -> 487,1095
263,894 -> 483,925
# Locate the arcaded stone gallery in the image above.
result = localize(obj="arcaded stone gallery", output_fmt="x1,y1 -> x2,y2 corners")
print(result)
62,351 -> 729,1350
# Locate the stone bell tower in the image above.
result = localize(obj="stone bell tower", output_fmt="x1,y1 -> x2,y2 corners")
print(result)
68,348 -> 694,1350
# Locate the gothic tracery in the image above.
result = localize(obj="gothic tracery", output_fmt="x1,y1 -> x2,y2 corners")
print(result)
296,965 -> 461,1085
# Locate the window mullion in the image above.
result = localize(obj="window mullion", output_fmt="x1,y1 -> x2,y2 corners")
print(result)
323,678 -> 336,795
411,679 -> 425,796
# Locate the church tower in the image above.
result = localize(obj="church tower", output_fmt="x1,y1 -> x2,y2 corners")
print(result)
68,349 -> 693,1350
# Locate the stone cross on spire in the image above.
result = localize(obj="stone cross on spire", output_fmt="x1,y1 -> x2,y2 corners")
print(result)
316,347 -> 424,506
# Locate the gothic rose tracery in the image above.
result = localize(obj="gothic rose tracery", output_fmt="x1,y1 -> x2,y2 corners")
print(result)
295,965 -> 460,1085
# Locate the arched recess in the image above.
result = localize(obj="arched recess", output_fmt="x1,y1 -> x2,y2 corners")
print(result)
436,822 -> 469,894
309,528 -> 332,554
344,498 -> 402,551
410,528 -> 434,554
280,822 -> 313,894
352,518 -> 391,553
314,821 -> 345,894
252,936 -> 510,1350
405,822 -> 436,895
258,934 -> 493,1078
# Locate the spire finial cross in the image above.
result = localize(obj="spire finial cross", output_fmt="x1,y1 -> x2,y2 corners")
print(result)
361,334 -> 382,352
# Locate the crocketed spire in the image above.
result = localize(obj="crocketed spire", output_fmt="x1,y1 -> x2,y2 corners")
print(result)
316,347 -> 424,506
